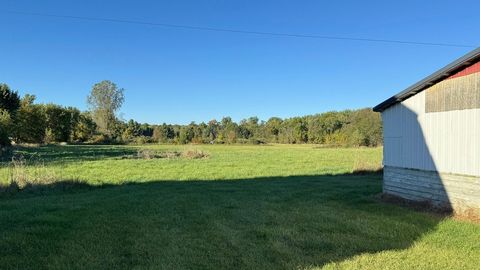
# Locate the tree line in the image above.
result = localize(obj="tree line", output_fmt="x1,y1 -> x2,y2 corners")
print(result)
0,81 -> 382,147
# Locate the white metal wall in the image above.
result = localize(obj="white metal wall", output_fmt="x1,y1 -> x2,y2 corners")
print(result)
382,87 -> 480,177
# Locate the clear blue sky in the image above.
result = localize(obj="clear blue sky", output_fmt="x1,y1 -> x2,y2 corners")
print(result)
1,1 -> 478,124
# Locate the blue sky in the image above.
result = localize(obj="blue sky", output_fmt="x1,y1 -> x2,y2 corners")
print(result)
1,1 -> 478,124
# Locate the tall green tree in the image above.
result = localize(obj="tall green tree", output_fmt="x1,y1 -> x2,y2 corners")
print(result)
0,84 -> 20,114
266,117 -> 282,142
0,109 -> 12,146
71,112 -> 96,142
44,104 -> 77,143
87,80 -> 125,138
122,119 -> 142,141
12,95 -> 46,143
153,124 -> 175,143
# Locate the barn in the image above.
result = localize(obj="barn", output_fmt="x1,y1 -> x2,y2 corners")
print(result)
373,48 -> 480,216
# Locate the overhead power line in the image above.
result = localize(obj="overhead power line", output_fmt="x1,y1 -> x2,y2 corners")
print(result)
2,10 -> 477,48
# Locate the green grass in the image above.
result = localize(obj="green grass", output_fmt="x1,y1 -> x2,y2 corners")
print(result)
0,144 -> 382,185
0,144 -> 478,269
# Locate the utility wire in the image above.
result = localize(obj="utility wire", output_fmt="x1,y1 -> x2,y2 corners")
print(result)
2,10 -> 477,48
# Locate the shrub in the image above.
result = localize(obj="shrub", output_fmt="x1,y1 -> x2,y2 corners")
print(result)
249,138 -> 266,145
181,149 -> 209,159
136,149 -> 182,159
133,136 -> 152,145
136,149 -> 158,160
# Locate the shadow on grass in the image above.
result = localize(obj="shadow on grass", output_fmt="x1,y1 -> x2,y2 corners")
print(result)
1,144 -> 138,164
0,171 -> 443,269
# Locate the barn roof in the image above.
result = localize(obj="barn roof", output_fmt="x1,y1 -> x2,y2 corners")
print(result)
373,47 -> 480,112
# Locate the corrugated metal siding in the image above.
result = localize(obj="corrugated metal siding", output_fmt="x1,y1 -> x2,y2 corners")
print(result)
426,72 -> 480,112
382,74 -> 480,177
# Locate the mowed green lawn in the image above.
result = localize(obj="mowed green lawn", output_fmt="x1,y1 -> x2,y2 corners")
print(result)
0,145 -> 479,269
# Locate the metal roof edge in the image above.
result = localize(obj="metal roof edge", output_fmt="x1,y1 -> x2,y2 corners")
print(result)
373,47 -> 480,112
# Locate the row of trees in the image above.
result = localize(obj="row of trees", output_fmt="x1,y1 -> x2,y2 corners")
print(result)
0,81 -> 383,147
0,84 -> 96,146
145,108 -> 382,147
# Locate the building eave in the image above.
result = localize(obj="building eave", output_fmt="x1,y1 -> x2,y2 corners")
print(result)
373,47 -> 480,112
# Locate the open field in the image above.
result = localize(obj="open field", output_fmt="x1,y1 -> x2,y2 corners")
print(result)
0,145 -> 479,269
0,144 -> 382,186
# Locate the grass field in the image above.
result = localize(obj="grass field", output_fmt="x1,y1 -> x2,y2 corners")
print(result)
0,144 -> 479,269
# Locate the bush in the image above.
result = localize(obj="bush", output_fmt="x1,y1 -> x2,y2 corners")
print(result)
136,149 -> 160,160
181,149 -> 209,159
89,134 -> 112,145
249,138 -> 266,145
133,136 -> 153,145
135,149 -> 209,160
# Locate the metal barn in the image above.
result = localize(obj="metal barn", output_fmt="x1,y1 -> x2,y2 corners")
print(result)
374,48 -> 480,215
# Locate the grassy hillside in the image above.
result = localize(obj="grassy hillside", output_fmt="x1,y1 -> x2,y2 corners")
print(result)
0,145 -> 478,269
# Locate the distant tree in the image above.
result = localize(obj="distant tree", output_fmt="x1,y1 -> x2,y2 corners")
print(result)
198,122 -> 210,143
266,117 -> 282,142
238,119 -> 252,139
178,124 -> 195,144
0,109 -> 12,146
122,119 -> 142,142
20,94 -> 36,107
152,126 -> 164,143
153,124 -> 175,143
71,112 -> 96,142
139,123 -> 153,137
207,120 -> 219,142
12,95 -> 46,143
220,117 -> 237,143
343,108 -> 382,146
43,104 -> 77,143
0,84 -> 20,114
87,80 -> 125,137
246,117 -> 260,138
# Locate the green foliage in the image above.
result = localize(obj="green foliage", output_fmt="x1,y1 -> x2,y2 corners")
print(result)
0,84 -> 98,145
71,112 -> 96,142
87,80 -> 125,137
0,82 -> 383,147
0,84 -> 20,146
265,117 -> 282,142
44,104 -> 80,143
116,108 -> 382,147
0,84 -> 20,114
344,108 -> 383,146
152,124 -> 175,143
178,124 -> 195,144
0,109 -> 12,146
12,95 -> 47,143
122,119 -> 142,142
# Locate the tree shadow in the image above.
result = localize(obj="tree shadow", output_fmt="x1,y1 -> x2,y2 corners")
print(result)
0,171 -> 444,269
1,145 -> 138,164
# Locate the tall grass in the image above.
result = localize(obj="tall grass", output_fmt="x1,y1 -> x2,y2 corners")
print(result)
0,154 -> 59,191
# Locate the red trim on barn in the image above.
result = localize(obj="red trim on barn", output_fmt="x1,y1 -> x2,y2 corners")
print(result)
447,60 -> 480,80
